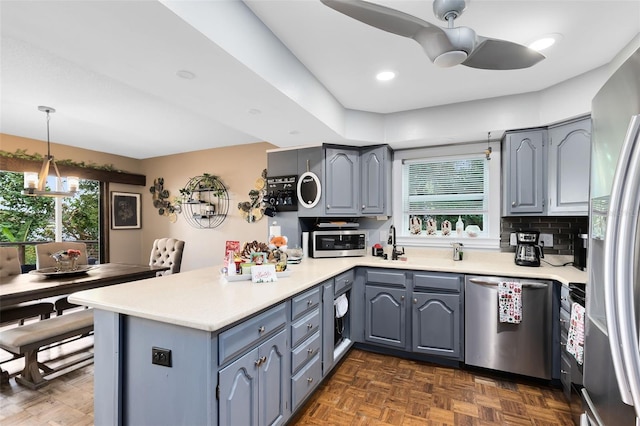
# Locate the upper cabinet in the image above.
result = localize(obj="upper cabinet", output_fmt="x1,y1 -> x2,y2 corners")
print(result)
503,129 -> 547,215
325,147 -> 360,216
502,116 -> 591,217
547,117 -> 591,215
270,144 -> 392,218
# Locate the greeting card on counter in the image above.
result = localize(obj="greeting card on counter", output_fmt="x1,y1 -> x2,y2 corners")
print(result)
225,241 -> 240,261
251,264 -> 278,283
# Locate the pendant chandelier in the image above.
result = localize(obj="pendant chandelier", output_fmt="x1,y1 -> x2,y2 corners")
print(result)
22,106 -> 78,198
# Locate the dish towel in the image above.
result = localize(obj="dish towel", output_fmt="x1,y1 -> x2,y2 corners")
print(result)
567,302 -> 585,365
498,281 -> 522,324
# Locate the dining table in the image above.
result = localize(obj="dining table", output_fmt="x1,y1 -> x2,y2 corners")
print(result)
0,263 -> 169,306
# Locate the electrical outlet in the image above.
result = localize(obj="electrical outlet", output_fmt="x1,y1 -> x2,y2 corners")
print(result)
509,233 -> 516,246
540,233 -> 554,248
152,347 -> 172,367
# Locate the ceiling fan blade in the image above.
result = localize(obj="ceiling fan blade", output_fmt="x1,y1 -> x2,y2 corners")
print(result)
320,0 -> 441,39
462,36 -> 545,70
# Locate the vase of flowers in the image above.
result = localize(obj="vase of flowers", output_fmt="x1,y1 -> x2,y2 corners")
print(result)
52,249 -> 81,271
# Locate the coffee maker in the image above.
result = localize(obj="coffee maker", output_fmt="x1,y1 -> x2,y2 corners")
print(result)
515,230 -> 544,267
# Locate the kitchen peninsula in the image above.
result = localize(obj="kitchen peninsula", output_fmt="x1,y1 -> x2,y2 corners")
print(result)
70,250 -> 586,425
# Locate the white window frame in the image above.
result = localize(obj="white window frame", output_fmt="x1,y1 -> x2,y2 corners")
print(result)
392,141 -> 501,250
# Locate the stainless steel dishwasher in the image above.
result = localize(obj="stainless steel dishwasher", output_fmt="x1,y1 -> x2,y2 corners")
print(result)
465,275 -> 553,380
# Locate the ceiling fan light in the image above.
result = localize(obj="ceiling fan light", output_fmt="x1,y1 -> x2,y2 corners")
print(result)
528,34 -> 562,52
434,50 -> 467,67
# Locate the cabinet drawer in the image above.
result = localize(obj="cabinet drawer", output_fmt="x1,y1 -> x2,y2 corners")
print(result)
291,353 -> 322,411
292,287 -> 321,320
560,285 -> 571,312
291,308 -> 320,348
291,331 -> 320,374
414,272 -> 462,292
365,269 -> 406,287
560,307 -> 570,335
218,303 -> 286,365
335,269 -> 354,295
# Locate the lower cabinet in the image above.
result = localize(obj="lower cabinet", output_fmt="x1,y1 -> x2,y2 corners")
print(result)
362,268 -> 464,360
218,329 -> 287,426
412,292 -> 461,358
364,285 -> 407,349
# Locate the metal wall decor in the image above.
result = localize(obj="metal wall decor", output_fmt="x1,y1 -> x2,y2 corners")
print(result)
149,177 -> 180,223
238,169 -> 268,223
181,173 -> 229,228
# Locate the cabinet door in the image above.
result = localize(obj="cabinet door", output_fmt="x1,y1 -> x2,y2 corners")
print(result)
325,148 -> 360,216
360,146 -> 386,215
322,280 -> 335,375
259,330 -> 287,426
548,118 -> 591,215
364,285 -> 406,348
505,130 -> 546,215
219,348 -> 259,426
412,292 -> 461,359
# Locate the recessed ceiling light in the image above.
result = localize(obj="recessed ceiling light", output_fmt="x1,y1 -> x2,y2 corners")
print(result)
176,70 -> 196,80
376,71 -> 396,81
528,34 -> 563,52
248,108 -> 262,115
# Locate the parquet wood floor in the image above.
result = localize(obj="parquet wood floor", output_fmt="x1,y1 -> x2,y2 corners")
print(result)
1,343 -> 572,425
292,349 -> 573,426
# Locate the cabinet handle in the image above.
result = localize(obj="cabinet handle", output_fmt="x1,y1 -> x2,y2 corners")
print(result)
255,356 -> 266,367
307,348 -> 314,355
307,300 -> 313,306
413,298 -> 418,304
327,204 -> 331,209
560,319 -> 568,323
561,369 -> 569,375
362,205 -> 365,210
307,323 -> 313,329
306,377 -> 313,383
400,295 -> 405,301
258,326 -> 265,333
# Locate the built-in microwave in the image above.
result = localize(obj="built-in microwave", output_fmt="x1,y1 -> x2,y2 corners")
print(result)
309,230 -> 368,258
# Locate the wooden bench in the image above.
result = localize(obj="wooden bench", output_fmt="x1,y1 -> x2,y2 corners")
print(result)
0,309 -> 94,389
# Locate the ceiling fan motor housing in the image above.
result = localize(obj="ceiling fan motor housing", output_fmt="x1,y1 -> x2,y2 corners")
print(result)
416,25 -> 477,67
433,0 -> 468,22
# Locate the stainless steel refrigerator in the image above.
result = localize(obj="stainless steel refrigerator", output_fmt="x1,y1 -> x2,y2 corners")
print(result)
582,46 -> 640,425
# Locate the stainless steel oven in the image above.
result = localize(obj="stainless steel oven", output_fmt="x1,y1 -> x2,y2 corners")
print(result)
309,230 -> 367,258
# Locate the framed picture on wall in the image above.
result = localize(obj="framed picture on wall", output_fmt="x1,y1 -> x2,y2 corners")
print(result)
111,192 -> 141,229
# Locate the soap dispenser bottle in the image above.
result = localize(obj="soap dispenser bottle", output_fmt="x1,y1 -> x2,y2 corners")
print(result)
456,216 -> 464,236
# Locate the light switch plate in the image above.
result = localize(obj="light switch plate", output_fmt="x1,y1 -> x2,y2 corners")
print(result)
509,233 -> 516,246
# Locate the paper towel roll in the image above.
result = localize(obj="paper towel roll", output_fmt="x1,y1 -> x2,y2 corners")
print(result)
302,232 -> 309,258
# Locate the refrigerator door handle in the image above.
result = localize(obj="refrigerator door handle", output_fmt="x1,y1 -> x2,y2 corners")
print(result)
613,115 -> 640,415
605,114 -> 640,409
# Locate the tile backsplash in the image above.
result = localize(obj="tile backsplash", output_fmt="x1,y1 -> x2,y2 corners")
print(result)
500,216 -> 589,255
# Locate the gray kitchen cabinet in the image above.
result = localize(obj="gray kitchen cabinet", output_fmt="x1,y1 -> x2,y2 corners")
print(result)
412,292 -> 461,358
548,116 -> 591,215
218,329 -> 288,426
325,147 -> 360,216
364,285 -> 407,349
503,129 -> 547,215
360,145 -> 392,216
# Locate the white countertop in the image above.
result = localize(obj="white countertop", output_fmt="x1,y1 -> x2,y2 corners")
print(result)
69,249 -> 587,333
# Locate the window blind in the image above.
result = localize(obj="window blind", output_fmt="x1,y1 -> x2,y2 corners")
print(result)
403,157 -> 487,216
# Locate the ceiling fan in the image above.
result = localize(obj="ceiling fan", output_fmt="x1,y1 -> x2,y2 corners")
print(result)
320,0 -> 545,70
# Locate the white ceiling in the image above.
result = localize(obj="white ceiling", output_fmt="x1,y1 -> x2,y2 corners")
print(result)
1,0 -> 639,159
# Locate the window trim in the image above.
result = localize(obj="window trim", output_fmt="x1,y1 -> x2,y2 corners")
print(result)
392,141 -> 501,250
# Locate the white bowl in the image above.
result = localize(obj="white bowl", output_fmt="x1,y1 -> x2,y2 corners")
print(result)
466,225 -> 481,237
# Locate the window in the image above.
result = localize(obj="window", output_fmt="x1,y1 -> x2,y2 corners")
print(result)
392,142 -> 501,249
0,171 -> 100,265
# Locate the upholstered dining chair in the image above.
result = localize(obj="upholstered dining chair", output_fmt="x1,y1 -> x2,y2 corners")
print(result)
35,242 -> 88,269
149,238 -> 185,276
36,242 -> 89,315
0,247 -> 55,325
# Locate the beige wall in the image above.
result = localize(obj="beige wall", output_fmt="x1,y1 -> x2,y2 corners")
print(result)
2,133 -> 275,270
140,142 -> 275,271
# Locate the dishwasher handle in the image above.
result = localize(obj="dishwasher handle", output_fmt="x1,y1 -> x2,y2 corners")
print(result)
468,277 -> 549,289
